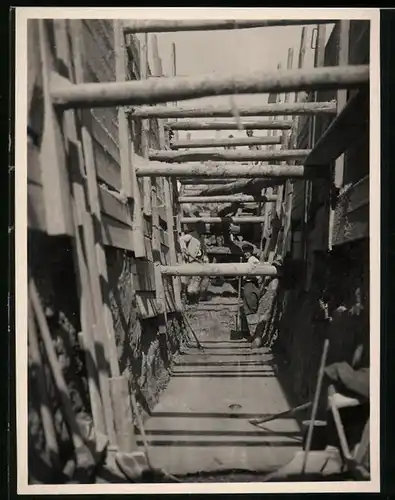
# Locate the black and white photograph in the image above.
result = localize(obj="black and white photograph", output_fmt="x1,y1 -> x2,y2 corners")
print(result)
16,7 -> 379,494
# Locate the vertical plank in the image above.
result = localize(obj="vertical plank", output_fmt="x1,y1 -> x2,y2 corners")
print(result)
151,35 -> 183,311
280,48 -> 294,258
140,33 -> 152,216
37,20 -> 73,236
120,29 -> 146,258
286,27 -> 307,257
114,21 -> 133,199
170,43 -> 184,275
328,20 -> 350,250
303,24 -> 326,290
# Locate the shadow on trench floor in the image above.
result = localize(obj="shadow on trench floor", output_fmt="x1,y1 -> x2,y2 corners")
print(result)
137,297 -> 308,479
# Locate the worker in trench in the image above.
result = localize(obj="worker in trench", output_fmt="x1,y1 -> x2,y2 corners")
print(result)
179,206 -> 210,304
238,242 -> 282,344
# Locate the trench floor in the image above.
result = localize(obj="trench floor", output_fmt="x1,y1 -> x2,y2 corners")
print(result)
137,297 -> 303,477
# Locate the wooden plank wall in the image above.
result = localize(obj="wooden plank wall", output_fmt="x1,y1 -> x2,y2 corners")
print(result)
292,21 -> 370,251
27,19 -> 178,319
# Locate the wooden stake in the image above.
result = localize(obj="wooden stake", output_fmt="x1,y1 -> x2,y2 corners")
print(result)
161,263 -> 278,277
123,19 -> 336,34
170,136 -> 281,149
51,65 -> 369,108
130,102 -> 337,120
148,148 -> 311,163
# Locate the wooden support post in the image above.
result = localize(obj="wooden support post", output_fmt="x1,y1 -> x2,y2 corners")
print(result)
123,19 -> 336,34
329,20 -> 351,250
50,65 -> 369,109
178,194 -> 277,204
136,162 -> 318,179
148,148 -> 311,163
151,34 -> 183,312
115,22 -> 146,258
129,102 -> 337,120
170,136 -> 281,149
181,216 -> 267,224
140,33 -> 152,216
161,262 -> 278,277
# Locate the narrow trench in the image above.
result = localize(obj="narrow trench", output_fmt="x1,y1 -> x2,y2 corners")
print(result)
133,295 -> 309,482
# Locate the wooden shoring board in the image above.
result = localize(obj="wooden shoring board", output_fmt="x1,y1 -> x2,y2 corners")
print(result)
41,19 -> 117,445
114,20 -> 145,258
151,34 -> 183,312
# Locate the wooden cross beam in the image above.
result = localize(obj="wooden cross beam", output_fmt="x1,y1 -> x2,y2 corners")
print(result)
179,178 -> 241,185
181,216 -> 266,224
135,163 -> 319,179
148,148 -> 311,163
197,178 -> 290,197
123,19 -> 337,34
50,65 -> 369,108
178,194 -> 277,203
160,263 -> 278,277
130,102 -> 337,120
170,136 -> 282,149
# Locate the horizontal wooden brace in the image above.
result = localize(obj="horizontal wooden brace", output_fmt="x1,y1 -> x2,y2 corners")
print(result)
148,148 -> 311,163
170,136 -> 282,149
123,19 -> 336,34
50,65 -> 369,108
135,163 -> 317,178
131,102 -> 337,120
197,178 -> 287,197
178,194 -> 277,203
160,262 -> 278,277
180,216 -> 266,224
179,178 -> 241,185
